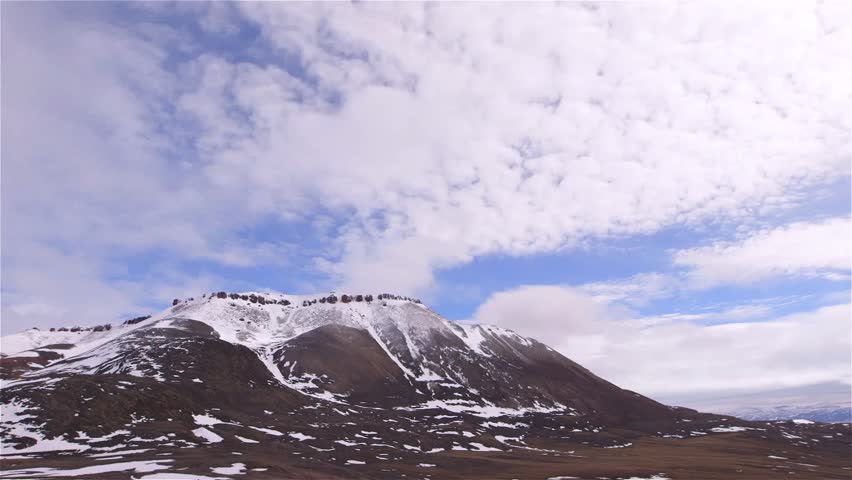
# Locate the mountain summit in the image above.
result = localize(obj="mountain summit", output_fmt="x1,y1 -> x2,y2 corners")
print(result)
1,292 -> 849,479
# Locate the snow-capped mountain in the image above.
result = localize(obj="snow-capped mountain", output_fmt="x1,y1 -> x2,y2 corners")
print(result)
2,292 -> 670,420
2,292 -> 850,479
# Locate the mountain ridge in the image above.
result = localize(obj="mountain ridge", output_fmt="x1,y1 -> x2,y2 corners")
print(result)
3,290 -> 670,420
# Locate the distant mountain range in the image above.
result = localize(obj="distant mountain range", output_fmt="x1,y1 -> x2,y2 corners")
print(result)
723,404 -> 851,423
1,291 -> 849,478
662,381 -> 852,425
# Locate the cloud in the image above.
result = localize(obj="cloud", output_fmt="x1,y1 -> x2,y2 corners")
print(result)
471,285 -> 851,403
674,217 -> 852,287
580,272 -> 682,306
613,304 -> 852,399
2,3 -> 850,331
219,2 -> 850,292
470,285 -> 631,362
0,243 -> 222,333
471,285 -> 628,334
635,303 -> 775,328
575,217 -> 850,308
0,4 -> 299,331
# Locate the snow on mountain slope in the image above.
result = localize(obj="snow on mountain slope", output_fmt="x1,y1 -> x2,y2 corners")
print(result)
0,308 -> 183,382
2,292 -> 414,359
160,294 -> 536,393
1,291 -> 671,420
2,293 -> 493,388
1,328 -> 118,358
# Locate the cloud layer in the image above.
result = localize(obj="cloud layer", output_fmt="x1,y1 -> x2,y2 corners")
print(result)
218,2 -> 852,292
473,285 -> 851,400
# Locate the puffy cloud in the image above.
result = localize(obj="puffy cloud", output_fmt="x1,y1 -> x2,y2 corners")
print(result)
0,4 -> 294,331
472,285 -> 851,402
2,3 -> 850,330
674,217 -> 852,287
216,2 -> 850,292
469,285 -> 633,362
471,285 -> 627,335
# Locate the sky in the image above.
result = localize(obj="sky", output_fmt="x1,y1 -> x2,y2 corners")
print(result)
1,2 -> 850,409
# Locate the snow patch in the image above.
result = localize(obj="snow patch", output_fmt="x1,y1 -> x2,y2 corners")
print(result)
192,414 -> 226,426
191,427 -> 223,443
249,426 -> 284,436
399,399 -> 566,418
0,460 -> 171,477
135,474 -> 228,480
469,442 -> 501,452
710,426 -> 753,433
211,463 -> 246,475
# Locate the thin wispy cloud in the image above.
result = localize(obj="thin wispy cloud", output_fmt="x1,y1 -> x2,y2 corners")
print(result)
674,218 -> 852,287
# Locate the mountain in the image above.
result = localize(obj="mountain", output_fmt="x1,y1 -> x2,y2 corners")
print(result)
661,382 -> 852,425
1,292 -> 850,479
723,404 -> 852,424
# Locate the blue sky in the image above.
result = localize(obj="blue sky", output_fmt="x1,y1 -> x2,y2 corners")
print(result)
1,2 -> 850,406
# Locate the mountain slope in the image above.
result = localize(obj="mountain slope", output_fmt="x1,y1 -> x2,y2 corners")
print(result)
3,292 -> 671,421
1,291 -> 849,479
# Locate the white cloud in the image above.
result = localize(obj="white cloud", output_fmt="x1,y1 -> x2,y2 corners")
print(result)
0,243 -> 222,334
611,304 -> 851,398
674,217 -> 852,287
220,2 -> 850,292
472,285 -> 851,403
0,4 -> 295,331
471,285 -> 629,362
471,285 -> 628,334
576,217 -> 850,307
